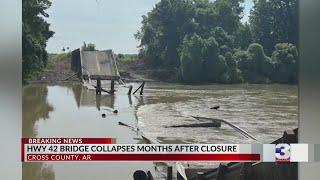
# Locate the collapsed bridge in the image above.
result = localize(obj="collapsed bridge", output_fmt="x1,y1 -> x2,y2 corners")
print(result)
71,48 -> 120,81
71,48 -> 145,95
71,48 -> 121,94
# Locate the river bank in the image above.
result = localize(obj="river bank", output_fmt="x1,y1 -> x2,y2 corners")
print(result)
24,53 -> 176,84
25,53 -> 299,86
24,53 -> 80,84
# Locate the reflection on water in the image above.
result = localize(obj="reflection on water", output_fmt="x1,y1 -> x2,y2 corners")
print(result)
22,83 -> 156,180
22,83 -> 298,179
22,85 -> 55,180
22,85 -> 54,137
22,163 -> 55,180
71,85 -> 115,110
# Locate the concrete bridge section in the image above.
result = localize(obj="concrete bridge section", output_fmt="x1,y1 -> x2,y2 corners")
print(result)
71,49 -> 120,80
71,48 -> 144,95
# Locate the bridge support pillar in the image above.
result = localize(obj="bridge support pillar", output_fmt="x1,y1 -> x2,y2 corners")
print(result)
110,80 -> 115,95
96,78 -> 101,95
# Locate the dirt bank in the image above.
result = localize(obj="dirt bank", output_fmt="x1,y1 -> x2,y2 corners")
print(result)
26,53 -> 80,84
117,59 -> 177,82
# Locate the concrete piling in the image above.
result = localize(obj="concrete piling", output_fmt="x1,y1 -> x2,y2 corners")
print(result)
96,78 -> 101,95
110,80 -> 115,95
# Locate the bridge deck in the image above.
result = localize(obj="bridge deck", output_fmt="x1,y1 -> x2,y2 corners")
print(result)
80,50 -> 120,80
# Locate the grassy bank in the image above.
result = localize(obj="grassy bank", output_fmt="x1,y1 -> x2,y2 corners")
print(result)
25,52 -> 79,83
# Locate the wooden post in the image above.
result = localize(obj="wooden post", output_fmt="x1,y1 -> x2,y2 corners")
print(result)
110,80 -> 115,95
128,94 -> 132,105
133,81 -> 145,95
96,78 -> 101,95
167,166 -> 173,180
96,95 -> 101,110
128,85 -> 133,95
140,81 -> 145,95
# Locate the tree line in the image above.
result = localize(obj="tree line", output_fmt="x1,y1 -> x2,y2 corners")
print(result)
22,0 -> 54,82
135,0 -> 298,84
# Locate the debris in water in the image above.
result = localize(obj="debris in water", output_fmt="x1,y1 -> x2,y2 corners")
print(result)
210,105 -> 220,110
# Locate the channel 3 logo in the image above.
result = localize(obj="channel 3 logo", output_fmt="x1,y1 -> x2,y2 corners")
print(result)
275,144 -> 291,162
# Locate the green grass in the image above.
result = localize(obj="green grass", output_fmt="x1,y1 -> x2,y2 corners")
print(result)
117,54 -> 138,61
46,52 -> 71,70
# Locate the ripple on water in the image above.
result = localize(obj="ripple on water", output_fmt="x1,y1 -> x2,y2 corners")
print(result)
137,84 -> 298,144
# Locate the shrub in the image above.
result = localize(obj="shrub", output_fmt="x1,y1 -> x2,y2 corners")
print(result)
271,43 -> 298,83
238,43 -> 272,83
82,42 -> 96,51
179,34 -> 204,82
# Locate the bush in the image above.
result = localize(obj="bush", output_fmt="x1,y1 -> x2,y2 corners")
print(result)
179,34 -> 204,82
82,42 -> 95,51
238,43 -> 272,83
225,52 -> 243,83
179,34 -> 229,83
202,37 -> 225,81
271,43 -> 298,83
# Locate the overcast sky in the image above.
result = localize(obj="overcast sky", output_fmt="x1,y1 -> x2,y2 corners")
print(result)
46,0 -> 253,54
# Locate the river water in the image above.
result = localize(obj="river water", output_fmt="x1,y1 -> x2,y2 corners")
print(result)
22,82 -> 298,179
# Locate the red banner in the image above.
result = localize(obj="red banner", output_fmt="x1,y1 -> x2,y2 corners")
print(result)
25,153 -> 260,161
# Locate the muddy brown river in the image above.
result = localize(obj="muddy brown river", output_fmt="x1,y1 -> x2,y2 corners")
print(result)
22,82 -> 298,180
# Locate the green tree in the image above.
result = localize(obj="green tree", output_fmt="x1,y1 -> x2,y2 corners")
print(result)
179,34 -> 204,82
234,23 -> 252,50
82,42 -> 96,51
22,0 -> 54,81
136,0 -> 244,68
238,43 -> 273,83
179,34 -> 230,83
249,0 -> 274,55
225,52 -> 243,83
209,27 -> 233,55
214,0 -> 244,34
136,0 -> 194,68
250,0 -> 298,54
202,37 -> 228,82
136,0 -> 298,84
271,43 -> 298,83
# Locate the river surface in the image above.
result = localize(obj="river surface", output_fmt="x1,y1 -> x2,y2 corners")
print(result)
22,82 -> 298,180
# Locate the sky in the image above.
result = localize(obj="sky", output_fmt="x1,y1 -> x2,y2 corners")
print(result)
46,0 -> 253,54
